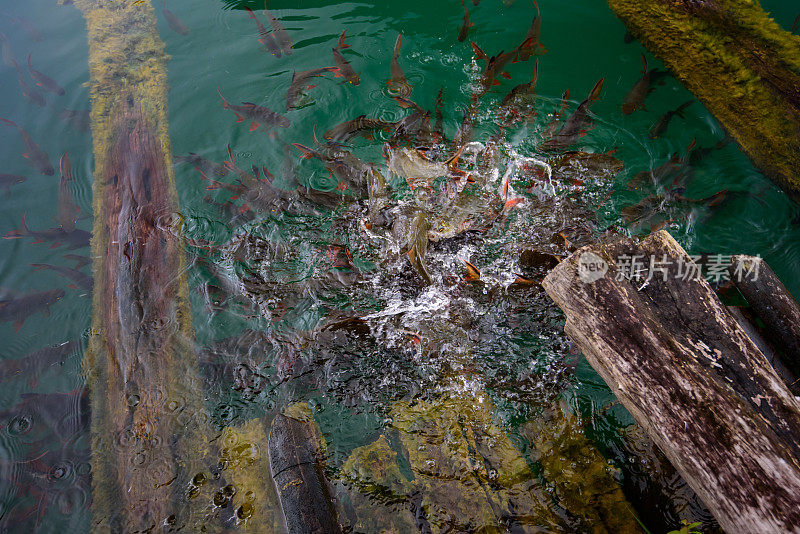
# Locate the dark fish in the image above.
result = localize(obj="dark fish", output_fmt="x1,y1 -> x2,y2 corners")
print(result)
793,13 -> 800,34
470,41 -> 522,93
11,60 -> 46,107
0,173 -> 25,197
162,1 -> 190,35
0,118 -> 54,175
293,143 -> 377,196
264,1 -> 292,55
285,67 -> 335,110
175,152 -> 230,180
58,108 -> 91,133
27,53 -> 65,95
332,30 -> 360,85
434,87 -> 445,141
205,150 -> 293,212
622,54 -> 667,114
323,115 -> 397,142
517,0 -> 546,61
3,214 -> 90,249
57,152 -> 78,232
389,34 -> 410,96
245,6 -> 281,57
0,288 -> 65,332
30,263 -> 93,291
0,340 -> 78,387
498,59 -> 538,124
217,87 -> 290,131
540,78 -> 604,151
458,0 -> 474,42
627,139 -> 697,190
648,100 -> 693,139
0,31 -> 14,66
541,89 -> 570,141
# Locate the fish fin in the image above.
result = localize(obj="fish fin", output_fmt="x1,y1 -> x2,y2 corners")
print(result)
501,71 -> 511,79
205,180 -> 222,190
337,30 -> 350,49
49,242 -> 61,249
503,197 -> 524,211
588,78 -> 604,102
470,41 -> 488,61
249,121 -> 260,131
0,117 -> 18,128
463,259 -> 481,281
68,284 -> 76,289
394,34 -> 402,57
23,153 -> 30,159
292,143 -> 317,159
226,143 -> 235,166
234,114 -> 245,123
14,320 -> 23,333
492,79 -> 501,86
686,138 -> 697,154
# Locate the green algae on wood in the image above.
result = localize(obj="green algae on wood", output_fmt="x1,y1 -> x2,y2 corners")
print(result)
608,0 -> 800,203
73,0 -> 212,530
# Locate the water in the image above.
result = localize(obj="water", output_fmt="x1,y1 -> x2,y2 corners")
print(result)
1,0 -> 799,532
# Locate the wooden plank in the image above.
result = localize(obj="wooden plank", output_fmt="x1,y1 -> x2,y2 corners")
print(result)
542,230 -> 800,533
730,255 -> 800,379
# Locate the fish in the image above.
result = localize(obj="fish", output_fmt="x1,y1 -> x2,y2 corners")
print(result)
0,31 -> 14,66
0,173 -> 25,197
498,59 -> 538,124
0,288 -> 65,333
539,78 -> 604,151
264,1 -> 292,55
389,34 -> 411,96
463,260 -> 481,282
27,53 -> 66,95
245,6 -> 281,57
0,340 -> 78,387
58,108 -> 91,132
793,13 -> 800,34
516,0 -> 546,61
217,87 -> 290,131
622,54 -> 667,114
648,100 -> 693,139
293,142 -> 376,196
332,30 -> 360,85
3,214 -> 90,249
323,115 -> 397,142
30,263 -> 93,291
162,1 -> 190,35
175,152 -> 230,180
434,88 -> 445,141
0,118 -> 54,175
11,60 -> 46,107
57,153 -> 78,232
458,0 -> 474,43
286,67 -> 336,110
627,139 -> 697,190
392,208 -> 433,285
386,145 -> 466,189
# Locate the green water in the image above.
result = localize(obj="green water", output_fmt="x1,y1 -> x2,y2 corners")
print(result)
1,0 -> 799,532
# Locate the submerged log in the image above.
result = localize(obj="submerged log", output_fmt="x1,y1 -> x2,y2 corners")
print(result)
607,0 -> 800,204
268,409 -> 341,534
729,255 -> 800,379
542,230 -> 800,533
74,0 -> 211,530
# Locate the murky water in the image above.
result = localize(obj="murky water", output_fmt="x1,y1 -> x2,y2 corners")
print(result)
1,0 -> 799,532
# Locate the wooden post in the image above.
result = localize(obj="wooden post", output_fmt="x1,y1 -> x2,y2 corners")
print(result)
74,1 -> 211,530
542,230 -> 800,533
607,0 -> 800,204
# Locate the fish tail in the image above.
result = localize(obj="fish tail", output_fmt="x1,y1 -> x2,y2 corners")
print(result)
0,117 -> 18,128
588,78 -> 604,102
337,30 -> 350,50
225,143 -> 235,167
675,99 -> 693,118
244,6 -> 257,19
29,263 -> 49,272
4,214 -> 28,239
463,259 -> 481,281
393,34 -> 402,59
686,138 -> 697,155
470,41 -> 488,61
292,143 -> 319,160
216,86 -> 229,109
640,53 -> 647,75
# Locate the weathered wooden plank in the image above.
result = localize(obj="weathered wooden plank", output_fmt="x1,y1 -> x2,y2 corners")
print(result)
542,230 -> 800,533
730,255 -> 800,379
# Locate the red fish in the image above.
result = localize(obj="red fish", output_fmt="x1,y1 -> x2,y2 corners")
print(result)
539,78 -> 604,151
286,67 -> 336,110
517,0 -> 546,61
217,87 -> 290,131
332,30 -> 360,85
11,60 -> 46,107
31,263 -> 93,291
0,340 -> 78,387
0,288 -> 65,333
162,0 -> 190,36
264,1 -> 292,55
458,0 -> 474,43
245,6 -> 281,57
0,173 -> 25,197
1,118 -> 54,175
389,34 -> 410,96
27,53 -> 65,95
4,214 -> 90,249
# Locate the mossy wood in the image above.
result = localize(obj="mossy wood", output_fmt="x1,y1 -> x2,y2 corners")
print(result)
542,231 -> 800,533
73,0 -> 212,530
608,0 -> 800,203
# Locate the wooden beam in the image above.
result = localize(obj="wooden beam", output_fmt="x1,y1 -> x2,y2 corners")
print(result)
542,231 -> 800,533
